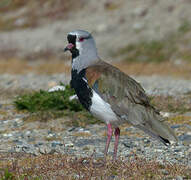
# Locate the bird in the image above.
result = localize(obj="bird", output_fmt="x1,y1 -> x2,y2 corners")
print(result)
64,30 -> 178,160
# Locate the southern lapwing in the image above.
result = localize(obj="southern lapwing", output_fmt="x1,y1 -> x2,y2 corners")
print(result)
64,30 -> 177,159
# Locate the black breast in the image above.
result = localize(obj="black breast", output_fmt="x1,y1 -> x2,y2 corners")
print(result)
71,69 -> 93,110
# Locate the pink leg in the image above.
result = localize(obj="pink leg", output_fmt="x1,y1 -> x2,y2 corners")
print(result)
113,127 -> 120,160
104,123 -> 113,157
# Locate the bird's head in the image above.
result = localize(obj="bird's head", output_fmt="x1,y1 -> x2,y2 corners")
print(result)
64,30 -> 98,69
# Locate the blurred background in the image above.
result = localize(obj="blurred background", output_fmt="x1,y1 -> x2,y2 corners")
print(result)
1,0 -> 191,93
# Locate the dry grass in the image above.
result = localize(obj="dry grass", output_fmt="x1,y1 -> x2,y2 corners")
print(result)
0,59 -> 70,74
1,59 -> 191,79
0,153 -> 190,179
151,95 -> 191,114
168,115 -> 191,125
114,61 -> 191,79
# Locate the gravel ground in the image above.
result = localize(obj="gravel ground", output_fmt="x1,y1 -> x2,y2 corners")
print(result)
0,73 -> 191,168
1,120 -> 191,164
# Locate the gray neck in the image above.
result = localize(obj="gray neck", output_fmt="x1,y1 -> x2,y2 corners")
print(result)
72,45 -> 99,73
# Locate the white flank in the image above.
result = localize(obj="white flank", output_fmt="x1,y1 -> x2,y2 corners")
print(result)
90,90 -> 118,124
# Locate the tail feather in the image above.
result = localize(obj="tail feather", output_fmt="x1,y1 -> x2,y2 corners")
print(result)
149,110 -> 178,143
132,106 -> 178,145
135,124 -> 171,145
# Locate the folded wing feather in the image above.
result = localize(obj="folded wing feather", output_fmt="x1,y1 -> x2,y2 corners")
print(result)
85,60 -> 178,144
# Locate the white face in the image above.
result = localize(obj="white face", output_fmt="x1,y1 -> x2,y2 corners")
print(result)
75,33 -> 94,55
66,30 -> 98,71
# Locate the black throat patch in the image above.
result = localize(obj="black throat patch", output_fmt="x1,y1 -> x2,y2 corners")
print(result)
71,49 -> 79,59
71,69 -> 93,111
67,34 -> 79,59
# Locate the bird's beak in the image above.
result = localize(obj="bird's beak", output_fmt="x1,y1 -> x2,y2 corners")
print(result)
64,43 -> 74,52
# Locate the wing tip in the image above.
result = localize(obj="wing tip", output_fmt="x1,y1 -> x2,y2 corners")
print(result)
159,135 -> 178,146
159,136 -> 171,146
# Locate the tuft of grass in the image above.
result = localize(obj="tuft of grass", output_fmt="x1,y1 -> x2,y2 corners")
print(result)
14,84 -> 102,127
178,20 -> 191,34
0,168 -> 14,180
14,85 -> 83,112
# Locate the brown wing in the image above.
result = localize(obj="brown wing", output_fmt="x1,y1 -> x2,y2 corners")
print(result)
85,60 -> 153,109
85,60 -> 177,143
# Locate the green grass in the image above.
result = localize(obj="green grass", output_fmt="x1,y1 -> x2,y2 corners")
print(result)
0,168 -> 14,180
178,20 -> 191,33
0,168 -> 41,180
14,85 -> 83,112
14,84 -> 102,127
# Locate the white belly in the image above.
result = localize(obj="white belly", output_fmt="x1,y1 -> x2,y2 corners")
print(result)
89,90 -> 118,124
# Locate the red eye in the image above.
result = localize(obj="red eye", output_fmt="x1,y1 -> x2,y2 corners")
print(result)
79,37 -> 84,42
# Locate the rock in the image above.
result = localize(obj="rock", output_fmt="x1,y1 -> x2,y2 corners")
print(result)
184,124 -> 191,131
25,130 -> 31,136
174,148 -> 181,153
68,127 -> 76,132
47,130 -> 56,138
48,85 -> 65,92
69,95 -> 78,101
65,142 -> 74,147
3,133 -> 13,138
13,140 -> 23,145
154,149 -> 163,153
133,22 -> 144,31
39,146 -> 54,154
160,169 -> 169,175
77,128 -> 90,133
171,124 -> 182,129
160,112 -> 170,118
176,175 -> 183,180
34,142 -> 44,147
178,134 -> 191,145
27,137 -> 35,142
132,7 -> 148,16
51,141 -> 63,147
122,142 -> 134,148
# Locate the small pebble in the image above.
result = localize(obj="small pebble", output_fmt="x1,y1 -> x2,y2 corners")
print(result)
176,175 -> 183,180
